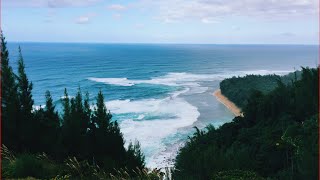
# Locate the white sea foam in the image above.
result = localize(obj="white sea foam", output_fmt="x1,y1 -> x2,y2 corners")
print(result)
88,70 -> 292,88
89,69 -> 292,168
137,114 -> 145,120
105,96 -> 199,168
32,105 -> 45,111
60,95 -> 75,99
88,78 -> 134,86
89,73 -> 216,87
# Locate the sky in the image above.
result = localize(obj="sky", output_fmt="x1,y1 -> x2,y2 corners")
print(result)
2,0 -> 319,44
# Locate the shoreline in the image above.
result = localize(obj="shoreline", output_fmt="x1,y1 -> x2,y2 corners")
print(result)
213,89 -> 243,117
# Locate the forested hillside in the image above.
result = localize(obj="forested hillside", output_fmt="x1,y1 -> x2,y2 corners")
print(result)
173,67 -> 318,180
220,71 -> 301,108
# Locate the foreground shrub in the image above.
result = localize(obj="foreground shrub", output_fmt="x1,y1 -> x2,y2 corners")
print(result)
213,170 -> 264,180
2,151 -> 60,179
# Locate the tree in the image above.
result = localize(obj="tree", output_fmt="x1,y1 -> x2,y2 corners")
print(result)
61,88 -> 92,159
83,92 -> 91,127
93,90 -> 111,130
61,88 -> 87,158
44,91 -> 60,127
74,88 -> 90,135
1,32 -> 20,150
16,46 -> 35,152
60,88 -> 74,157
62,88 -> 70,121
91,90 -> 136,171
33,92 -> 60,155
1,43 -> 147,178
42,91 -> 60,154
91,90 -> 112,167
173,68 -> 318,179
17,46 -> 34,118
126,141 -> 145,171
83,92 -> 92,158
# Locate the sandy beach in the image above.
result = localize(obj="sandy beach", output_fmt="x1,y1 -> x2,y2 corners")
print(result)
213,89 -> 243,117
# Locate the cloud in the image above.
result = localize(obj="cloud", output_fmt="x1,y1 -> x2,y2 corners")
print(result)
201,17 -> 220,24
279,32 -> 296,37
134,23 -> 145,29
76,16 -> 90,24
44,19 -> 53,23
48,0 -> 100,8
112,13 -> 123,19
4,0 -> 101,8
43,9 -> 56,23
107,4 -> 127,11
138,0 -> 318,23
75,13 -> 97,24
231,26 -> 240,31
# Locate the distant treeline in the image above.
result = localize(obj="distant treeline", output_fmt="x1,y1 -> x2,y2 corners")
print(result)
1,34 -> 149,179
173,67 -> 318,179
220,71 -> 301,108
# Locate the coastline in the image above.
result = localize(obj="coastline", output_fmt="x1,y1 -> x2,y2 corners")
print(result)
213,89 -> 243,117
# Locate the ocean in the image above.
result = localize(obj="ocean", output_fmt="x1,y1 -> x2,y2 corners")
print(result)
7,43 -> 318,168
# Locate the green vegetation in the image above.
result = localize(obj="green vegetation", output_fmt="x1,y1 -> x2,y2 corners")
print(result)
2,32 -> 318,179
173,67 -> 318,180
2,145 -> 167,179
1,34 -> 149,179
212,170 -> 264,180
220,71 -> 301,108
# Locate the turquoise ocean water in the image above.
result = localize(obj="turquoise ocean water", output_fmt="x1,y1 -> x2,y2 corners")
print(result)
7,43 -> 317,168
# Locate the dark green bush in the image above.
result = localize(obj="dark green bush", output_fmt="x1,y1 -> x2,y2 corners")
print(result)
3,153 -> 60,179
213,170 -> 264,180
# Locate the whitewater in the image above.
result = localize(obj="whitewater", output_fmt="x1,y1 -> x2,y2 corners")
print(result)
8,43 -> 316,169
88,70 -> 292,168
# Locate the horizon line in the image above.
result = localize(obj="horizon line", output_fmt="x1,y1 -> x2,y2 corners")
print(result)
7,41 -> 318,46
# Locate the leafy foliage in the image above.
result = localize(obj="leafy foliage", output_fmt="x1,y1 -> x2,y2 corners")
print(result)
173,67 -> 318,180
220,71 -> 301,108
212,170 -> 264,180
1,145 -> 166,179
1,35 -> 145,179
1,33 -> 20,151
